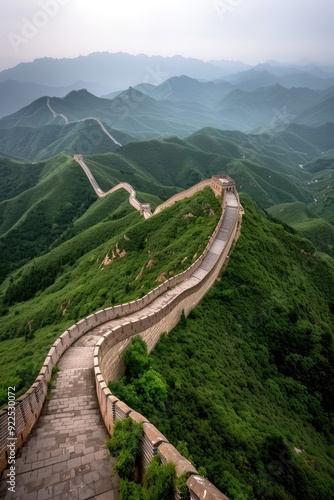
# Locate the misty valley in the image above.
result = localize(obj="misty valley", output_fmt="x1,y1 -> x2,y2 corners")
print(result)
0,52 -> 334,499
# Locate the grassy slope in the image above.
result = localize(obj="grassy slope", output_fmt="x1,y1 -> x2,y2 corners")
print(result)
268,202 -> 334,256
0,155 -> 46,202
115,195 -> 334,499
0,154 -> 97,281
304,152 -> 334,223
84,137 -> 334,259
83,135 -> 314,210
0,187 -> 221,406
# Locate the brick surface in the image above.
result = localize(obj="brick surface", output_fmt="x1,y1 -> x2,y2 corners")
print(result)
0,336 -> 119,499
0,187 -> 240,500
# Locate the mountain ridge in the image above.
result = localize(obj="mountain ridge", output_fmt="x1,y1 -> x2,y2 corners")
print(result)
1,53 -> 334,119
1,80 -> 333,158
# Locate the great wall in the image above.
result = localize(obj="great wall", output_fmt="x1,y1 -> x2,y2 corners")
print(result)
0,161 -> 243,500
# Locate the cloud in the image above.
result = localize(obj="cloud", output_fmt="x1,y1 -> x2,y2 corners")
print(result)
0,0 -> 333,67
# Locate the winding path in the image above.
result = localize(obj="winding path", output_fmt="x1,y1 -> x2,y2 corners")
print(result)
47,100 -> 122,147
73,155 -> 152,219
47,98 -> 69,125
73,155 -> 217,220
0,171 -> 241,500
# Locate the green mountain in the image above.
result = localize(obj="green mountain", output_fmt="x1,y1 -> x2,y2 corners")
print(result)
1,81 -> 333,159
184,126 -> 334,253
295,94 -> 334,127
223,67 -> 334,91
215,84 -> 322,131
1,52 -> 334,498
0,154 -> 97,280
64,131 -> 334,264
0,178 -> 221,405
0,88 -> 223,145
82,136 -> 311,210
1,104 -> 334,496
0,91 -> 116,130
0,155 -> 46,202
267,122 -> 334,154
1,121 -> 333,273
0,80 -> 109,119
268,202 -> 334,256
135,75 -> 233,104
0,96 -> 56,129
0,119 -> 132,161
112,195 -> 334,499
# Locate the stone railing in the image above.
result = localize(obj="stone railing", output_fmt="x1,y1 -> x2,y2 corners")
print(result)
0,187 -> 229,474
153,179 -> 212,215
93,195 -> 240,499
73,155 -> 153,218
0,180 -> 241,500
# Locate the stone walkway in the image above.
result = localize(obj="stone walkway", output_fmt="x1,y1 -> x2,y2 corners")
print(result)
0,334 -> 119,500
0,271 -> 217,499
0,192 -> 239,500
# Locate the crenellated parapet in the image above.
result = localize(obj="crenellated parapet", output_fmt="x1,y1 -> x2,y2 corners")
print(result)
93,190 -> 242,499
0,173 -> 243,499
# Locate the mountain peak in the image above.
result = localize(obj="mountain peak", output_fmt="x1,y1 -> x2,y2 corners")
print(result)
117,86 -> 155,103
64,88 -> 89,97
63,88 -> 93,100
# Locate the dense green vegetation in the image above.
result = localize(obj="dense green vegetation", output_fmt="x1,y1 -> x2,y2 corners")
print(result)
0,155 -> 45,202
109,336 -> 168,421
77,128 -> 334,260
0,186 -> 221,406
120,456 -> 176,500
107,418 -> 144,481
82,130 -> 313,212
2,122 -> 334,263
268,202 -> 334,257
0,154 -> 96,281
109,195 -> 334,499
107,417 -> 176,500
0,73 -> 333,498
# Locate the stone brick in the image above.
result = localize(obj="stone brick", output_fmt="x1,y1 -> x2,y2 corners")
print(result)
0,180 -> 240,500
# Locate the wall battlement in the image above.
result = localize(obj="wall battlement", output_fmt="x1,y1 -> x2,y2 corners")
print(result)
94,190 -> 241,499
0,173 -> 242,500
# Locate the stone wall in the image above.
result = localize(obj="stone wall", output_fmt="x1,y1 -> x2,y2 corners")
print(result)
0,184 -> 228,472
74,156 -> 154,217
0,178 -> 241,500
94,194 -> 240,499
153,179 -> 212,215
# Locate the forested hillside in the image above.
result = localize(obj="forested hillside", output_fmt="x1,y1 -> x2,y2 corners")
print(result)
0,58 -> 333,500
84,127 -> 334,257
110,195 -> 334,499
0,184 -> 221,407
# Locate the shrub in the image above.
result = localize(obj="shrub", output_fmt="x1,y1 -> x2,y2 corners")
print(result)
143,456 -> 176,500
124,336 -> 151,382
107,418 -> 143,481
114,449 -> 137,480
119,480 -> 147,500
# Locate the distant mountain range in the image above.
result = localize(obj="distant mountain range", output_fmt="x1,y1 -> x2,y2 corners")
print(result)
0,73 -> 333,161
1,52 -> 334,118
222,68 -> 334,91
1,51 -> 334,499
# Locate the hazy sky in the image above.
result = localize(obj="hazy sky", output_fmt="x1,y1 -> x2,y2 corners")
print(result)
1,0 -> 333,71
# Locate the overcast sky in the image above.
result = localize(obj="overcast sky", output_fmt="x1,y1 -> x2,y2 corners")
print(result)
0,0 -> 333,71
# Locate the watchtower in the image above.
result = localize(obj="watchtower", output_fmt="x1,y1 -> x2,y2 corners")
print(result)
211,175 -> 236,196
